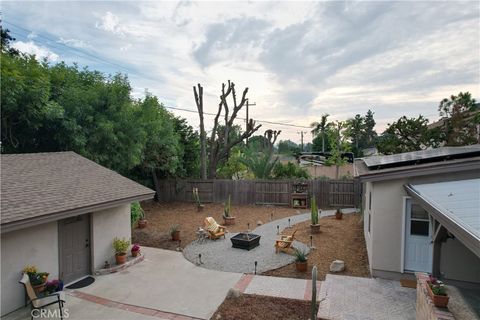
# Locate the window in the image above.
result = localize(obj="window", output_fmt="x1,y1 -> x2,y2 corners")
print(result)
369,191 -> 372,210
410,204 -> 429,236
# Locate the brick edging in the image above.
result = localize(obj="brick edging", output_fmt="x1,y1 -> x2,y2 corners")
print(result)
94,253 -> 145,275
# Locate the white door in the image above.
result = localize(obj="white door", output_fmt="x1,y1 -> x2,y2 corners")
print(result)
404,199 -> 432,273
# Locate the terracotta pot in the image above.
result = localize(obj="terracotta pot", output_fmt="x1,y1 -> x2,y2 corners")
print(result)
335,211 -> 343,220
138,219 -> 148,229
310,224 -> 320,234
197,204 -> 205,212
171,230 -> 181,241
115,253 -> 127,265
223,216 -> 236,226
32,282 -> 46,294
426,281 -> 449,308
131,249 -> 140,257
295,261 -> 308,272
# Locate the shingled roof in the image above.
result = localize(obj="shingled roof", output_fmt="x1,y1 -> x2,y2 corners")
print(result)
1,152 -> 155,230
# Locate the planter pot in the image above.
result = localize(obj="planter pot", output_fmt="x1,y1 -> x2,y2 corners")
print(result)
138,219 -> 148,229
131,249 -> 140,257
310,224 -> 320,234
32,282 -> 47,294
295,261 -> 308,272
115,253 -> 127,265
335,211 -> 343,220
171,230 -> 181,241
197,205 -> 205,212
426,281 -> 449,308
223,215 -> 236,226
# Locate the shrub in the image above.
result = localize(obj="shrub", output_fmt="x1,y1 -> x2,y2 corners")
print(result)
131,202 -> 144,225
294,249 -> 307,262
169,224 -> 180,236
273,162 -> 310,179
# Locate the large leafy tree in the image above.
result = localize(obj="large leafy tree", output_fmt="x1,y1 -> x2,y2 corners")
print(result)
364,109 -> 377,147
438,92 -> 479,146
377,116 -> 441,154
344,114 -> 366,157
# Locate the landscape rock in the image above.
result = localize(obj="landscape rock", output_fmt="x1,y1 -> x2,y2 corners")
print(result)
227,288 -> 241,298
330,260 -> 345,272
257,220 -> 263,226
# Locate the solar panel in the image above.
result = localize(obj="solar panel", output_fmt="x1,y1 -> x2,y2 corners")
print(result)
364,145 -> 480,168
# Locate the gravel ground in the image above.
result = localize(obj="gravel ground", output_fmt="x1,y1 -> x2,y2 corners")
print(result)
183,213 -> 311,273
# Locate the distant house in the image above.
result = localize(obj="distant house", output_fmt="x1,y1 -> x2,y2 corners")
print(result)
354,145 -> 480,287
0,152 -> 155,315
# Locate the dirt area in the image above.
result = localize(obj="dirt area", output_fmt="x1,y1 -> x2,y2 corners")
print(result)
263,213 -> 370,280
132,202 -> 301,250
210,294 -> 317,320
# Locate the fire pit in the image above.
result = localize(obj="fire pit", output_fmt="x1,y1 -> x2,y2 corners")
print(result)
231,233 -> 261,250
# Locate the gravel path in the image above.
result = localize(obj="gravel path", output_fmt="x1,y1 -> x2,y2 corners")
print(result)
182,208 -> 357,273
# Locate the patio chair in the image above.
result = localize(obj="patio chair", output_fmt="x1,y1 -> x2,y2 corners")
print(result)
275,230 -> 297,254
204,217 -> 227,240
19,273 -> 66,320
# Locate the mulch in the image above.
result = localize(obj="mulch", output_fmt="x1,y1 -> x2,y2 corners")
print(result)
210,294 -> 317,320
262,213 -> 370,280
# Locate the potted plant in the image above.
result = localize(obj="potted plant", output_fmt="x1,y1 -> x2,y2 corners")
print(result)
45,279 -> 64,294
193,188 -> 204,212
170,224 -> 181,241
294,249 -> 308,272
131,244 -> 141,257
223,195 -> 236,225
427,276 -> 449,308
23,265 -> 49,293
133,202 -> 147,229
310,196 -> 320,234
335,208 -> 343,220
113,237 -> 130,265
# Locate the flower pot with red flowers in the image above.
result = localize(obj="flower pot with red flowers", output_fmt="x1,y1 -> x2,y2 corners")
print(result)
170,224 -> 181,241
131,244 -> 141,257
223,195 -> 236,226
113,237 -> 130,265
335,208 -> 343,220
427,276 -> 449,308
294,249 -> 308,272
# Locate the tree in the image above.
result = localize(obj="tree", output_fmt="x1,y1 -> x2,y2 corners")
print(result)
216,146 -> 247,179
364,109 -> 377,147
273,162 -> 309,179
438,92 -> 479,146
194,81 -> 262,179
310,114 -> 331,153
172,117 -> 200,178
240,150 -> 278,179
1,22 -> 20,56
193,84 -> 207,179
377,115 -> 441,154
325,121 -> 348,179
344,114 -> 365,157
277,140 -> 300,155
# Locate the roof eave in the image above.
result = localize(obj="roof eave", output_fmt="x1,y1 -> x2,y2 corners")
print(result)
0,192 -> 154,234
359,159 -> 480,183
405,184 -> 480,258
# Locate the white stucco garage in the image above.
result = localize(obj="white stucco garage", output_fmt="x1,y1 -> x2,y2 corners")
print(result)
0,152 -> 155,316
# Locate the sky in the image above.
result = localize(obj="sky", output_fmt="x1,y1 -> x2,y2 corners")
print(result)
3,1 -> 480,143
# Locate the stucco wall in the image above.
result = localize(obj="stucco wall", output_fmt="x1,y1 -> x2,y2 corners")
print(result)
91,204 -> 131,270
1,222 -> 59,316
363,181 -> 373,272
440,237 -> 480,283
370,178 -> 408,273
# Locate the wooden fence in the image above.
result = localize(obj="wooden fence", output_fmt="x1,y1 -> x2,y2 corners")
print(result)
154,178 -> 362,208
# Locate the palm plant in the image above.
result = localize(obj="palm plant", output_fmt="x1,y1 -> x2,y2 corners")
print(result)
310,114 -> 331,153
241,150 -> 278,179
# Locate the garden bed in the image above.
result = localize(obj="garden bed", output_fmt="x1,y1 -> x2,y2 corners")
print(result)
263,213 -> 370,280
210,293 -> 318,320
132,202 -> 300,250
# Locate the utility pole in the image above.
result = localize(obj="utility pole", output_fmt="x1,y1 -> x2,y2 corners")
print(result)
246,99 -> 256,145
298,131 -> 307,152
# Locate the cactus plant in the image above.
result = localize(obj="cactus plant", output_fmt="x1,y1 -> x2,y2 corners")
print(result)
224,195 -> 231,217
223,194 -> 236,225
311,197 -> 319,225
311,265 -> 318,320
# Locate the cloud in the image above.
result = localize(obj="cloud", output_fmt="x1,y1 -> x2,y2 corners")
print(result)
95,11 -> 125,36
58,37 -> 90,48
11,41 -> 59,61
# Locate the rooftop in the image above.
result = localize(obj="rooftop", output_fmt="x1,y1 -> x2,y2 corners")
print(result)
1,152 -> 154,229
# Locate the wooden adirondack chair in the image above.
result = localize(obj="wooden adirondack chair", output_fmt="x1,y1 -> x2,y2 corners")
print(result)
19,273 -> 66,320
275,230 -> 297,254
204,217 -> 227,240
